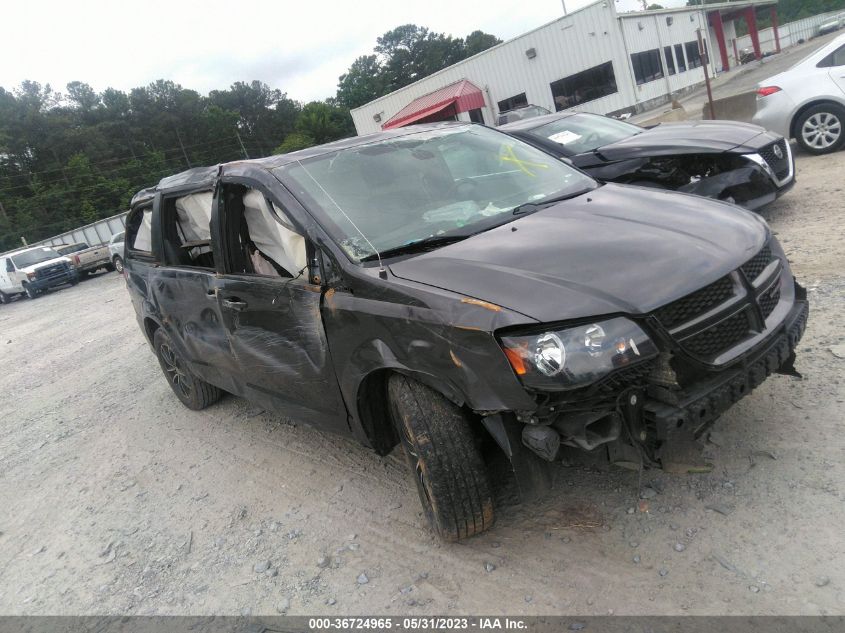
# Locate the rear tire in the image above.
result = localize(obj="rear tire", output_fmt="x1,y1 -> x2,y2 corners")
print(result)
387,374 -> 494,541
795,104 -> 845,155
0,290 -> 9,304
153,328 -> 222,410
113,256 -> 124,274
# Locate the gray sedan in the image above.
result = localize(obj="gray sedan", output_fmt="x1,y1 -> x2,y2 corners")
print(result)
753,33 -> 845,154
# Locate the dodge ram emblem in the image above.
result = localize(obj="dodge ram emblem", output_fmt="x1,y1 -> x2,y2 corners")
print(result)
773,144 -> 784,160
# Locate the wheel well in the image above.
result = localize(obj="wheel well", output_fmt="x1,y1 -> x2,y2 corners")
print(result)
144,318 -> 160,345
790,100 -> 845,138
356,369 -> 399,456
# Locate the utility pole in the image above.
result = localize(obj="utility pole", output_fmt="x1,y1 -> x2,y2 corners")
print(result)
698,28 -> 716,119
235,130 -> 250,159
175,128 -> 192,168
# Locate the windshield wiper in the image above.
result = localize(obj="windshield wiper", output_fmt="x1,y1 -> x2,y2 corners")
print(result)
360,234 -> 469,262
512,187 -> 594,215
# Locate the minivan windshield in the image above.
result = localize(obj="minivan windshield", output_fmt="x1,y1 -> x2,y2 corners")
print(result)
279,125 -> 597,262
11,247 -> 61,268
528,113 -> 643,154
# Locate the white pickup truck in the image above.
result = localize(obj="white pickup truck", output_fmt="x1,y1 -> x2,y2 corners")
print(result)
55,242 -> 114,275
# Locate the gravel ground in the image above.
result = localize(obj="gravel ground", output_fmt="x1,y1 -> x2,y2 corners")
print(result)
0,149 -> 843,616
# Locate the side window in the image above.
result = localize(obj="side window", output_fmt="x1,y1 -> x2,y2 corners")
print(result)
818,45 -> 845,68
161,191 -> 215,269
221,184 -> 308,279
126,206 -> 153,255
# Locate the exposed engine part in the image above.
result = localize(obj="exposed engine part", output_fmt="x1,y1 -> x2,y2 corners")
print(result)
552,411 -> 621,451
521,424 -> 560,461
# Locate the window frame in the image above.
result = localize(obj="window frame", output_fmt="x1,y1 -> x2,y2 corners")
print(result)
497,93 -> 528,113
124,204 -> 156,262
664,46 -> 677,76
159,189 -> 216,271
631,48 -> 665,85
214,176 -> 316,284
674,43 -> 687,72
685,41 -> 703,69
549,61 -> 618,111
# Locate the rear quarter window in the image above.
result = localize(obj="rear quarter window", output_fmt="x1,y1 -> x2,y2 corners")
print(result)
125,206 -> 154,256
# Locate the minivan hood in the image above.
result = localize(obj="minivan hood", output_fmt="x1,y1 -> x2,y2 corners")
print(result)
389,184 -> 768,323
593,120 -> 769,160
19,256 -> 71,274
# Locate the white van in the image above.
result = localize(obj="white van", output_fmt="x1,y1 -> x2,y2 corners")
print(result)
0,246 -> 78,303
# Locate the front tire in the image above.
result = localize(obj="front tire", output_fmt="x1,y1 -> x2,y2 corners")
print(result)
388,374 -> 494,541
113,256 -> 124,274
152,329 -> 222,410
795,104 -> 845,154
23,284 -> 39,299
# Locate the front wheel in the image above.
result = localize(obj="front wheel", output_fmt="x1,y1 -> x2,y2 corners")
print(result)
388,374 -> 494,541
795,104 -> 845,154
152,328 -> 222,410
113,256 -> 124,274
23,284 -> 39,299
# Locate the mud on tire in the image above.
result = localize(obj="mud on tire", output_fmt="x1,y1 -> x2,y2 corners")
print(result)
388,374 -> 494,541
153,328 -> 222,410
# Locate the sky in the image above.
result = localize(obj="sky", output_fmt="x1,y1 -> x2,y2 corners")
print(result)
1,0 -> 686,104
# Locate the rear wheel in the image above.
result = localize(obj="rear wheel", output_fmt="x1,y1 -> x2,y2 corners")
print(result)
23,284 -> 39,299
387,374 -> 494,541
0,290 -> 9,304
113,256 -> 124,274
795,104 -> 845,154
153,328 -> 222,410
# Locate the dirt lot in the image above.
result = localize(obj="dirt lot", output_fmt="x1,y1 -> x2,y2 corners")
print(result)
1,149 -> 844,617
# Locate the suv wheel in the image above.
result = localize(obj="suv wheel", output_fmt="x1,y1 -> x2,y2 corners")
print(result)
153,329 -> 222,410
795,104 -> 845,154
0,290 -> 9,304
113,256 -> 124,274
23,284 -> 39,299
387,374 -> 494,541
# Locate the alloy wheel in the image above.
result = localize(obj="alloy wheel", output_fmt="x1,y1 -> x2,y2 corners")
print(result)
801,112 -> 842,150
159,342 -> 192,398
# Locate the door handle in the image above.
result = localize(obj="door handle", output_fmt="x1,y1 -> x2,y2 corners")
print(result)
222,298 -> 248,311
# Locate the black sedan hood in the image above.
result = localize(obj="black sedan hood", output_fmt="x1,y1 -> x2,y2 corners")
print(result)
592,120 -> 771,162
389,184 -> 768,323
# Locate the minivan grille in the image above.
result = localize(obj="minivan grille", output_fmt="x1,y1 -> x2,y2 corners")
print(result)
653,242 -> 784,362
759,139 -> 790,181
654,276 -> 734,329
740,245 -> 773,281
682,310 -> 752,357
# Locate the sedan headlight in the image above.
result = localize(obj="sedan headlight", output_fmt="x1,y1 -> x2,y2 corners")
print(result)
500,317 -> 658,389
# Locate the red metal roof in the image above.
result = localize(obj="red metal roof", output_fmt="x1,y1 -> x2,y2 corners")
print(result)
381,80 -> 486,130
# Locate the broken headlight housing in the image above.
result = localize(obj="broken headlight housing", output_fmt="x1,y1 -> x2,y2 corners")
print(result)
500,317 -> 658,390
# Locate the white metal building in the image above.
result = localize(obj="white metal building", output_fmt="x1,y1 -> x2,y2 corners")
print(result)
351,0 -> 780,135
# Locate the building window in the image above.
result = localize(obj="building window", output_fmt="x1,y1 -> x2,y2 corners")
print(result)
674,43 -> 687,72
664,46 -> 676,75
497,93 -> 527,113
468,108 -> 484,123
685,41 -> 703,68
631,49 -> 665,85
549,61 -> 618,111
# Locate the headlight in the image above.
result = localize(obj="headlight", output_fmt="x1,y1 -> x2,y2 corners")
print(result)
500,317 -> 658,389
26,272 -> 37,280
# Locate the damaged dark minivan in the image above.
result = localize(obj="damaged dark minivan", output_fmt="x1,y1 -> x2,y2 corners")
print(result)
124,122 -> 808,541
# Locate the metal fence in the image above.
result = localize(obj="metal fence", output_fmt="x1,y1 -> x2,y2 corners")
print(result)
0,211 -> 128,257
736,9 -> 845,54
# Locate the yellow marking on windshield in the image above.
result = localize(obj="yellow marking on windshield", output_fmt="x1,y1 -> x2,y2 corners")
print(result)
499,145 -> 549,177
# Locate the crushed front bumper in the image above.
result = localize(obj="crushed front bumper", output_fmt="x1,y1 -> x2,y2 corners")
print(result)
645,294 -> 808,465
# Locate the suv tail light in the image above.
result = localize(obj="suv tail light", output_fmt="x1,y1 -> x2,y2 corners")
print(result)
757,86 -> 782,98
